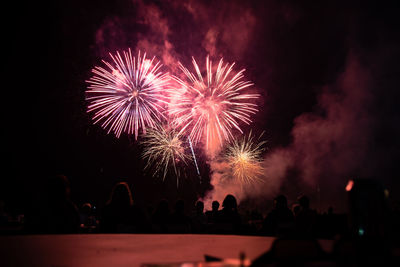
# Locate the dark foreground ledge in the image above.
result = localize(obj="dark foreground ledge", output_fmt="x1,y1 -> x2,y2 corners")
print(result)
1,234 -> 399,267
0,234 -> 299,266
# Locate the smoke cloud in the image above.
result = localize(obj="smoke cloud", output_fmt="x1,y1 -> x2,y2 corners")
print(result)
203,54 -> 377,212
257,54 -> 375,211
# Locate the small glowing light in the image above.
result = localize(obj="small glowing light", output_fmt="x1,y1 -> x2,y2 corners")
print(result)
345,180 -> 354,191
384,189 -> 389,198
358,228 -> 365,236
238,152 -> 249,162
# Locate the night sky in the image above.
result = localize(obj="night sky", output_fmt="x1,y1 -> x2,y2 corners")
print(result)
4,0 -> 400,214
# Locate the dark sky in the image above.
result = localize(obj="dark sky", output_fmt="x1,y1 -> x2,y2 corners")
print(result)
3,0 -> 400,213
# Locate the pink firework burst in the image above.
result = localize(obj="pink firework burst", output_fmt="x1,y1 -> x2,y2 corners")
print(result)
169,56 -> 259,151
86,49 -> 170,139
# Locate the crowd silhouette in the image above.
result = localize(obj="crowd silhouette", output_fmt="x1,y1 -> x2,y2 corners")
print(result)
0,174 -> 352,238
1,174 -> 399,243
101,182 -> 148,233
1,174 -> 400,265
24,174 -> 80,234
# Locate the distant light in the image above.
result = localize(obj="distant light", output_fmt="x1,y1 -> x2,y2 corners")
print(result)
346,180 -> 354,191
384,189 -> 389,198
358,228 -> 365,236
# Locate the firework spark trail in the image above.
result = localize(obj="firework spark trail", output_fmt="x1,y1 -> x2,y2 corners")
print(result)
169,56 -> 259,153
141,126 -> 191,186
188,136 -> 201,181
86,49 -> 170,139
224,132 -> 266,185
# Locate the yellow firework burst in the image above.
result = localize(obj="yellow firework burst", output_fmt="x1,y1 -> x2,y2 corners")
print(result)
224,132 -> 266,184
141,126 -> 191,185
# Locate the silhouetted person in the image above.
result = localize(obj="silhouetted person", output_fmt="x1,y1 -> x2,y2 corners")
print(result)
145,204 -> 154,225
261,195 -> 294,237
152,199 -> 170,233
191,200 -> 207,233
251,238 -> 326,267
169,199 -> 191,233
206,201 -> 220,223
327,206 -> 333,216
79,203 -> 92,226
333,179 -> 393,266
292,203 -> 301,217
101,182 -> 147,233
323,206 -> 336,239
36,174 -> 80,233
79,203 -> 98,232
212,200 -> 220,211
295,195 -> 317,237
215,195 -> 241,233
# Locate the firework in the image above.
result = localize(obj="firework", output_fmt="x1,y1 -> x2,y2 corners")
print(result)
169,56 -> 259,150
224,132 -> 266,184
188,136 -> 201,181
141,126 -> 191,185
86,49 -> 170,139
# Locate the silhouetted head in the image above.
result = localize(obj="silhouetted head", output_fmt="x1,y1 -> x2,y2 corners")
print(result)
212,201 -> 220,212
328,206 -> 333,215
81,203 -> 92,215
156,199 -> 170,215
195,201 -> 204,214
348,178 -> 389,238
292,203 -> 301,216
107,182 -> 133,206
47,174 -> 71,201
175,199 -> 185,214
222,194 -> 237,211
274,195 -> 288,209
298,195 -> 310,209
147,204 -> 154,215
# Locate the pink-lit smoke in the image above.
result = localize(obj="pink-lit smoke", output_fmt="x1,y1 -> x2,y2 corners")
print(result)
95,0 -> 180,71
261,55 -> 374,211
203,54 -> 375,211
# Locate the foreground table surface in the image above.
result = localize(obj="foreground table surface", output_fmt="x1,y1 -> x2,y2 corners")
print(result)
0,234 -> 333,267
